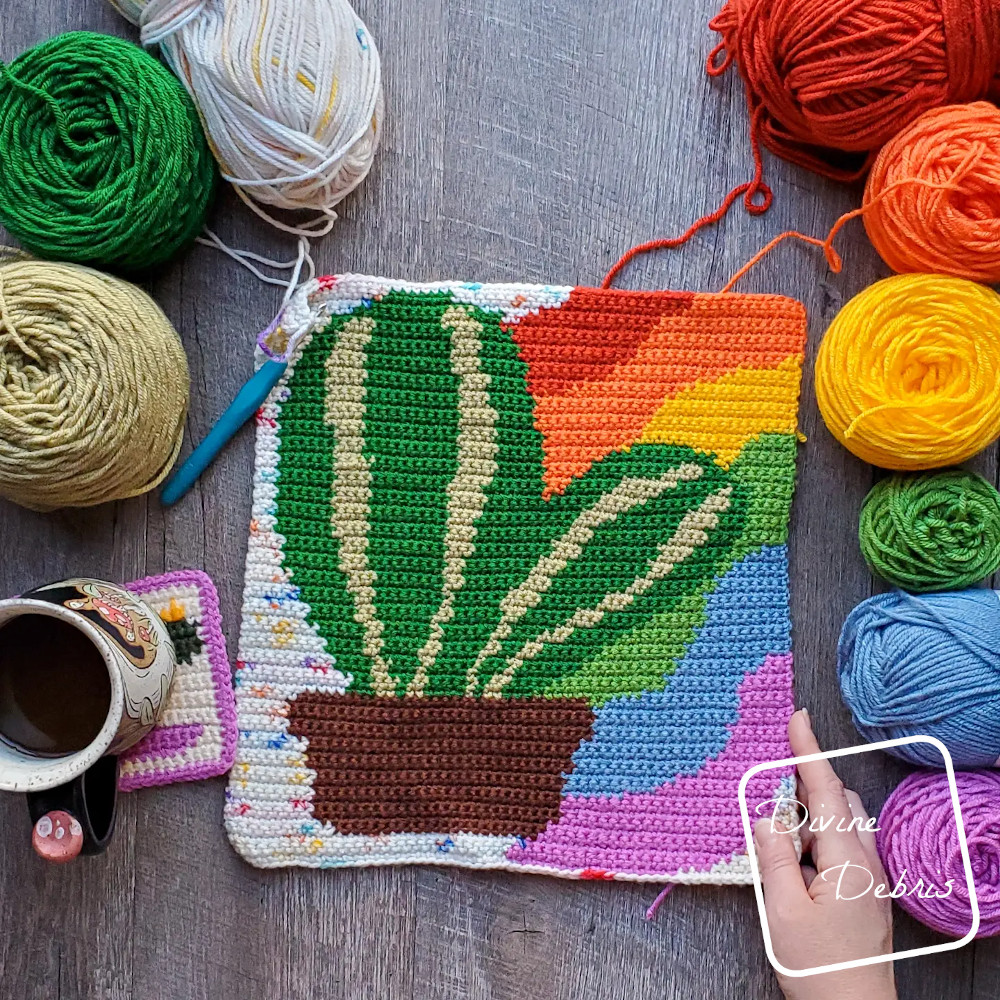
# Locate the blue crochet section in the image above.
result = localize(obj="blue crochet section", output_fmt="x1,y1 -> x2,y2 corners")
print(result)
563,545 -> 791,796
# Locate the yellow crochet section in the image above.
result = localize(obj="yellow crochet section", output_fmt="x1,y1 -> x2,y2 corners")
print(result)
639,356 -> 803,467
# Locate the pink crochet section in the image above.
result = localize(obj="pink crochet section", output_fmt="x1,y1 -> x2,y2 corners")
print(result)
505,652 -> 794,876
119,569 -> 236,791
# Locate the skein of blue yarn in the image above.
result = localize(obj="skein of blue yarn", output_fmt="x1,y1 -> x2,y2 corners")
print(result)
838,589 -> 1000,767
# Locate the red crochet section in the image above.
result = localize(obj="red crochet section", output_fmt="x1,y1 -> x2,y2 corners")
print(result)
509,288 -> 695,397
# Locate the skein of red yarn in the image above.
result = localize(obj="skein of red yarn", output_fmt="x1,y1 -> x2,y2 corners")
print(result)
709,0 -> 1000,182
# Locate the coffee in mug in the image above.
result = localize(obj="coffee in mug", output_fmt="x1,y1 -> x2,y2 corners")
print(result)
0,614 -> 112,757
0,578 -> 176,862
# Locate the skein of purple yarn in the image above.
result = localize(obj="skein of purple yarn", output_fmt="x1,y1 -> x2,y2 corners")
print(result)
877,770 -> 1000,938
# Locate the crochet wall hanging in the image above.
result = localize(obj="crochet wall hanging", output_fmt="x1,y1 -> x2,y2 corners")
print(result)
227,274 -> 804,883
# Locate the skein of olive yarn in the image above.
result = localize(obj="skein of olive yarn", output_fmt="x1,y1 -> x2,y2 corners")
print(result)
0,255 -> 189,510
858,470 -> 1000,591
0,31 -> 215,272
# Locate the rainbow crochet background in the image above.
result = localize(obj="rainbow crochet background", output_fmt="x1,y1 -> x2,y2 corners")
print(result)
227,275 -> 805,882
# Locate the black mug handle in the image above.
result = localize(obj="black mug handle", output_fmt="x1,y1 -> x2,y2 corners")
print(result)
26,755 -> 119,860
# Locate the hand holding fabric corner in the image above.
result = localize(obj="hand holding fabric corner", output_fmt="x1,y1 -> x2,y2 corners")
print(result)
755,709 -> 897,1000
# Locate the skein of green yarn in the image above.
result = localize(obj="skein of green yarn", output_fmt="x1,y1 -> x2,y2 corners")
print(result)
0,31 -> 216,272
859,470 -> 1000,592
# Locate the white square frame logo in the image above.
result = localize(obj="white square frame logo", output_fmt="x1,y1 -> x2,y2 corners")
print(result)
738,735 -> 980,978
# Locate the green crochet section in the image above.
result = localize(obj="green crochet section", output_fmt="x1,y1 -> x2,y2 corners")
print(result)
273,291 -> 787,700
550,434 -> 797,703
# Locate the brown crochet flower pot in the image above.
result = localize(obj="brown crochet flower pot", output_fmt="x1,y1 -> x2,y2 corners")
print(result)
287,693 -> 595,837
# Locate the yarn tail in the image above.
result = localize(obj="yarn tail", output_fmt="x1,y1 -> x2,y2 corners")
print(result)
604,213 -> 844,295
720,175 -> 956,292
645,883 -> 674,920
721,230 -> 842,293
601,110 -> 772,288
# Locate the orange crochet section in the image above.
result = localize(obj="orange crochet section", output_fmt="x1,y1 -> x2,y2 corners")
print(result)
510,290 -> 806,495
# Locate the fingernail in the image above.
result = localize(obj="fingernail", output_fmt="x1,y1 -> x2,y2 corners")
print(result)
799,706 -> 810,724
754,818 -> 787,839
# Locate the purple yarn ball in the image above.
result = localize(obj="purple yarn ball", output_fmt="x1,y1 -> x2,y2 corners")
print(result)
877,770 -> 1000,938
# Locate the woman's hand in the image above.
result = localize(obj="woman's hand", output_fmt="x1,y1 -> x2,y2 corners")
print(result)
755,709 -> 897,1000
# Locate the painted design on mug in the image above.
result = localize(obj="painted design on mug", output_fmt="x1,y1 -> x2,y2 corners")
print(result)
64,583 -> 160,669
107,667 -> 173,751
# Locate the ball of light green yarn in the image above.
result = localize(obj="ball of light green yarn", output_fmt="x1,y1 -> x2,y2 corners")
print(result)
0,252 -> 189,510
859,470 -> 1000,591
0,31 -> 216,272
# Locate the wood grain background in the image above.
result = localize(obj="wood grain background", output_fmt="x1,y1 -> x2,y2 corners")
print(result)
0,1 -> 996,997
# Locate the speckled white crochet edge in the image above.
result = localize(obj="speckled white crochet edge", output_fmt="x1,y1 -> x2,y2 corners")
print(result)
226,276 -> 795,881
279,275 -> 575,348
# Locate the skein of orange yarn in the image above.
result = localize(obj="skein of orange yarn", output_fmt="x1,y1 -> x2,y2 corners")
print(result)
859,103 -> 1000,282
709,0 -> 1000,182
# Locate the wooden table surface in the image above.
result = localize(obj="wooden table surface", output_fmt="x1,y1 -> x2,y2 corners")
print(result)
1,2 -> 996,997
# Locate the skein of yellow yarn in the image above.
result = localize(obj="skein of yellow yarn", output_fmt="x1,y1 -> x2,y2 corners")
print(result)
0,253 -> 189,510
815,274 -> 1000,470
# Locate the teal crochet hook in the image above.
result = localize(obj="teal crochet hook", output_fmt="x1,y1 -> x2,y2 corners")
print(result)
160,358 -> 288,505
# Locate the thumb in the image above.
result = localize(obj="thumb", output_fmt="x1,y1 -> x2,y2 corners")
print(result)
754,818 -> 809,905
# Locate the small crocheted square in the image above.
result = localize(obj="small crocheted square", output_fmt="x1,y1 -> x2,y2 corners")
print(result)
120,569 -> 236,791
228,276 -> 805,882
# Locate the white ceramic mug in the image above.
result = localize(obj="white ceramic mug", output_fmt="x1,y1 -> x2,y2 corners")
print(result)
0,578 -> 176,860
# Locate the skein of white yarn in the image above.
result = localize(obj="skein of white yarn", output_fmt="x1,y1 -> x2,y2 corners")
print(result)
110,0 -> 384,236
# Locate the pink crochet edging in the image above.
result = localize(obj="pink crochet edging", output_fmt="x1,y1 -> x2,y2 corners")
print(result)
120,569 -> 237,791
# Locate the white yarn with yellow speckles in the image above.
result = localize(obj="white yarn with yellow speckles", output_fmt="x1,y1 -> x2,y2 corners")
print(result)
110,0 -> 383,236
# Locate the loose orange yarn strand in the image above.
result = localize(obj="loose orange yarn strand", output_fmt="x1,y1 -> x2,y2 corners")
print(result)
603,3 -> 904,291
719,176 -> 956,293
603,4 -> 860,290
605,221 -> 844,295
605,165 -> 981,294
606,9 -> 1000,292
601,108 -> 772,288
725,165 -> 988,291
601,183 -> 767,289
720,231 -> 841,293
